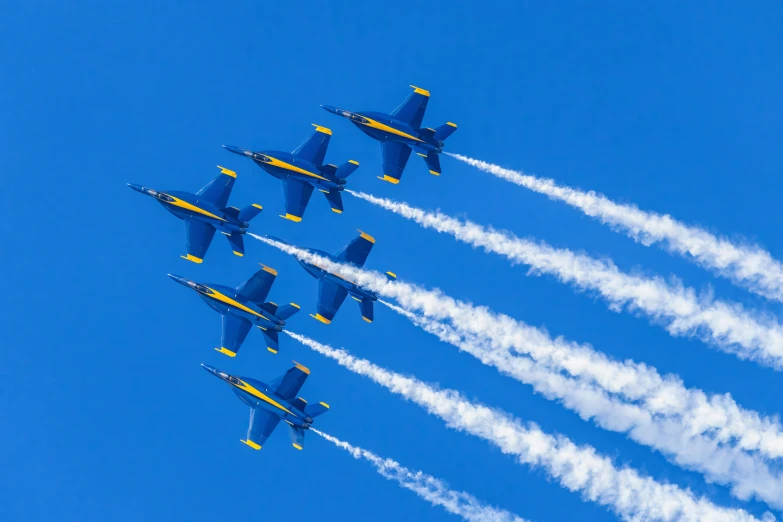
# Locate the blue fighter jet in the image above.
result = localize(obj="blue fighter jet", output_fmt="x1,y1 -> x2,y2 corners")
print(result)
169,265 -> 299,356
322,85 -> 457,184
223,124 -> 359,223
202,361 -> 328,450
268,231 -> 396,324
128,166 -> 263,263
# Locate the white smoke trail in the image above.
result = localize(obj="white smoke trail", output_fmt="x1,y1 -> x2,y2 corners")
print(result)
380,300 -> 783,507
449,153 -> 783,303
290,332 -> 769,522
345,189 -> 783,370
250,232 -> 783,507
312,429 -> 530,522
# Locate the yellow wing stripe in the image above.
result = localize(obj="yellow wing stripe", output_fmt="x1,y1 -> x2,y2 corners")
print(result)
311,313 -> 332,324
241,439 -> 261,450
215,347 -> 237,357
348,160 -> 359,165
377,175 -> 400,184
281,213 -> 303,222
181,254 -> 203,264
205,288 -> 269,320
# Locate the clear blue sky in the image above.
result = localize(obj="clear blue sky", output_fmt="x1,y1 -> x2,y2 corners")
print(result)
2,2 -> 783,521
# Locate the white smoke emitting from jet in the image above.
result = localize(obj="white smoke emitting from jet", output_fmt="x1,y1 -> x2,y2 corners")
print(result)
345,189 -> 783,371
249,232 -> 783,508
312,429 -> 530,522
290,332 -> 769,522
448,153 -> 783,303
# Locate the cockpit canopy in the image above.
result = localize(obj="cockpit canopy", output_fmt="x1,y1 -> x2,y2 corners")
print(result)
151,190 -> 174,202
190,282 -> 213,294
253,153 -> 272,163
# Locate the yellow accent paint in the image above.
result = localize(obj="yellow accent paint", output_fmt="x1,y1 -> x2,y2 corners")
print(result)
416,153 -> 427,157
204,288 -> 270,320
292,443 -> 303,450
181,254 -> 203,263
362,317 -> 372,323
319,402 -> 330,408
298,397 -> 307,403
331,208 -> 342,214
241,439 -> 261,450
362,117 -> 423,142
252,203 -> 263,209
351,296 -> 362,302
264,155 -> 328,181
293,361 -> 311,374
290,302 -> 300,309
377,175 -> 400,184
269,301 -> 278,306
429,170 -> 440,176
319,189 -> 329,193
215,347 -> 237,357
311,124 -> 332,135
446,122 -> 457,127
233,251 -> 244,257
166,195 -> 226,221
410,85 -> 430,97
311,314 -> 332,324
267,347 -> 278,354
357,230 -> 376,243
348,160 -> 359,165
235,379 -> 295,415
260,264 -> 278,276
218,165 -> 237,178
386,271 -> 397,279
280,213 -> 303,222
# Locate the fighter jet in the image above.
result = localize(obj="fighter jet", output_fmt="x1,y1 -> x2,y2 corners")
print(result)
202,362 -> 328,450
322,85 -> 457,184
223,124 -> 359,223
168,265 -> 299,356
128,166 -> 263,263
268,231 -> 396,324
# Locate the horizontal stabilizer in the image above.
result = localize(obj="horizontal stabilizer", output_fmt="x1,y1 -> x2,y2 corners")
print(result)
433,122 -> 457,142
226,232 -> 245,257
385,271 -> 397,281
304,401 -> 330,419
323,189 -> 344,213
335,159 -> 359,179
222,206 -> 241,219
260,328 -> 280,354
238,203 -> 263,222
290,397 -> 308,412
276,303 -> 301,321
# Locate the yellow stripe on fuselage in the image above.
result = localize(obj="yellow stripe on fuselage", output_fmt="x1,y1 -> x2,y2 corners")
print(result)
361,117 -> 423,142
311,263 -> 358,286
264,156 -> 328,181
164,195 -> 226,222
204,287 -> 270,320
234,379 -> 296,416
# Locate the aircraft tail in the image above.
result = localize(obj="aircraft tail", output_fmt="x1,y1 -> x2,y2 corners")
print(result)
260,328 -> 280,354
322,189 -> 344,214
422,153 -> 441,176
238,203 -> 263,222
358,299 -> 374,323
276,303 -> 301,321
289,424 -> 306,450
304,401 -> 330,419
385,271 -> 397,282
226,232 -> 245,257
335,159 -> 359,180
433,122 -> 457,142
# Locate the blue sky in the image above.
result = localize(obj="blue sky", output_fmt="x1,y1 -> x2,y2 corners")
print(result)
2,2 -> 783,521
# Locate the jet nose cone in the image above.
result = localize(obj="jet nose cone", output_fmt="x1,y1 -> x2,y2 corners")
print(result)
321,105 -> 342,116
127,183 -> 146,194
223,145 -> 250,157
201,364 -> 221,377
167,273 -> 192,287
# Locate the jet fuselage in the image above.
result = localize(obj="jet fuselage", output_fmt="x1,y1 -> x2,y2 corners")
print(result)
297,248 -> 378,303
223,147 -> 346,192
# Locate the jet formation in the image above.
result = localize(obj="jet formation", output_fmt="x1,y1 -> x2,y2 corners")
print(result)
130,86 -> 455,451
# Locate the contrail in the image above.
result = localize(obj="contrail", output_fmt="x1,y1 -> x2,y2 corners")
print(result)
289,332 -> 769,522
312,429 -> 530,522
449,153 -> 783,303
380,300 -> 783,508
345,189 -> 783,371
250,232 -> 783,506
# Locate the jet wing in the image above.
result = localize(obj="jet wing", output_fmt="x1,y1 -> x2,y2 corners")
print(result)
390,87 -> 430,128
236,265 -> 277,304
335,232 -> 375,267
218,314 -> 252,357
270,362 -> 310,400
313,279 -> 348,324
196,167 -> 236,208
281,178 -> 315,222
380,141 -> 412,184
291,126 -> 331,166
184,220 -> 217,263
242,407 -> 281,450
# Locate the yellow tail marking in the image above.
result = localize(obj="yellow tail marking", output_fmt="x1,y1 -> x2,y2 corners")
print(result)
348,160 -> 359,165
233,251 -> 244,257
215,347 -> 237,357
280,213 -> 303,222
416,153 -> 427,157
241,439 -> 261,450
292,443 -> 303,450
267,347 -> 278,354
290,302 -> 301,309
385,271 -> 397,279
311,124 -> 332,135
293,361 -> 311,374
410,85 -> 430,97
311,313 -> 332,324
319,402 -> 330,408
218,165 -> 237,178
357,229 -> 376,243
446,122 -> 457,127
181,254 -> 203,264
331,208 -> 343,214
252,203 -> 263,209
429,170 -> 440,176
351,296 -> 362,302
377,175 -> 400,184
362,316 -> 373,323
260,264 -> 278,276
